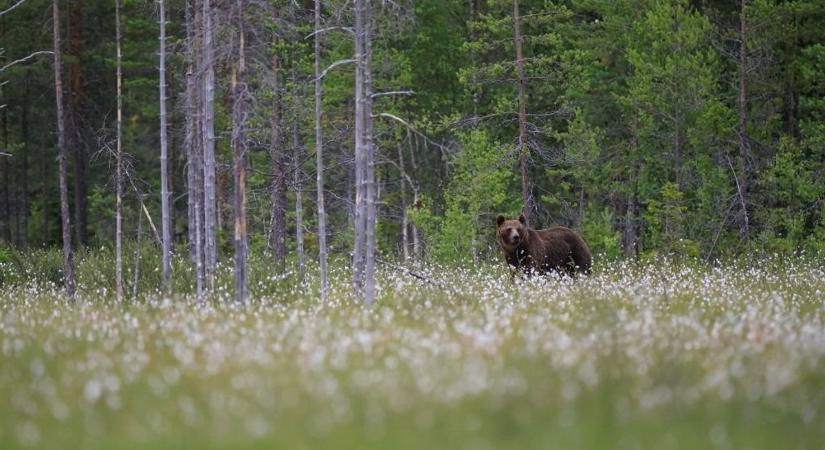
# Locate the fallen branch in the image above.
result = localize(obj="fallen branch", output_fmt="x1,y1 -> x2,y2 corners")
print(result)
376,257 -> 457,294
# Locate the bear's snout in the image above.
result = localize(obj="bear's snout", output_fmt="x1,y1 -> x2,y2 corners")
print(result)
504,228 -> 521,245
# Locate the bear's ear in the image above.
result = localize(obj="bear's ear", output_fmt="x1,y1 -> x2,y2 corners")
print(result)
518,214 -> 526,225
496,215 -> 506,227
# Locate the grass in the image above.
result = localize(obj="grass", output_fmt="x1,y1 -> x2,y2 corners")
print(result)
1,253 -> 825,449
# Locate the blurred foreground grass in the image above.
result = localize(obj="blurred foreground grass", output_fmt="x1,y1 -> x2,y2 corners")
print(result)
1,253 -> 825,449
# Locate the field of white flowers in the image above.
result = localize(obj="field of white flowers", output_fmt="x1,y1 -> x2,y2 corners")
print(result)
2,259 -> 825,449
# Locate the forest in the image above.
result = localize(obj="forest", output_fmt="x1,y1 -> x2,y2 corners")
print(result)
2,2 -> 825,449
0,0 -> 824,301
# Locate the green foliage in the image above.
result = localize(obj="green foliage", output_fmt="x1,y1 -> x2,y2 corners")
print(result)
417,130 -> 517,263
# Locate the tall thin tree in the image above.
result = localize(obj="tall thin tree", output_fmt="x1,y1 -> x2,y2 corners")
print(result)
115,0 -> 124,302
352,0 -> 375,305
201,0 -> 217,290
231,0 -> 248,304
293,64 -> 306,284
512,0 -> 533,226
314,0 -> 329,301
269,31 -> 287,270
158,0 -> 173,291
736,0 -> 751,237
52,0 -> 76,297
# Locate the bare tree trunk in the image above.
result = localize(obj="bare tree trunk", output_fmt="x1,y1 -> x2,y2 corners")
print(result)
397,140 -> 408,260
269,31 -> 287,269
187,0 -> 205,299
132,206 -> 142,301
736,0 -> 750,238
352,0 -> 367,301
0,55 -> 9,244
201,0 -> 217,290
115,0 -> 124,302
1,17 -> 10,245
408,129 -> 421,259
512,0 -> 533,226
159,0 -> 172,292
68,0 -> 87,248
362,0 -> 377,306
292,65 -> 306,284
53,0 -> 76,297
624,115 -> 640,259
314,0 -> 329,301
231,4 -> 248,304
18,70 -> 30,249
41,131 -> 50,246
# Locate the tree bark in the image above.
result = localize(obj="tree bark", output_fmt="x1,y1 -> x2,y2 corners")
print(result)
53,0 -> 76,297
293,65 -> 306,284
68,0 -> 87,247
201,0 -> 217,290
1,17 -> 10,245
18,70 -> 30,249
159,0 -> 173,292
269,31 -> 287,269
736,0 -> 750,238
186,0 -> 205,298
397,141 -> 408,260
512,0 -> 533,226
314,0 -> 329,301
115,0 -> 124,302
231,4 -> 248,304
352,0 -> 367,301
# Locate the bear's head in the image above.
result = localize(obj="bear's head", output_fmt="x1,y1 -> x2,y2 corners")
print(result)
496,214 -> 527,249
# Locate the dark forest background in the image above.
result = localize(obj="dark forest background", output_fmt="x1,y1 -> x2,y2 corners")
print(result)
1,0 -> 824,275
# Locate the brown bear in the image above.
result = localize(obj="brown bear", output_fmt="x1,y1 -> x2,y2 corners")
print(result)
496,214 -> 592,278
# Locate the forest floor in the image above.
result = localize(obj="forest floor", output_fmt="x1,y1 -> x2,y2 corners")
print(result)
1,258 -> 824,449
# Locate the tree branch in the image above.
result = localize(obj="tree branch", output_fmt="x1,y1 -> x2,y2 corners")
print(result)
312,58 -> 355,82
0,0 -> 28,18
371,90 -> 415,99
304,26 -> 354,40
0,50 -> 54,73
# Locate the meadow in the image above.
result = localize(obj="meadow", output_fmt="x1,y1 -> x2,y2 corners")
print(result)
1,253 -> 825,449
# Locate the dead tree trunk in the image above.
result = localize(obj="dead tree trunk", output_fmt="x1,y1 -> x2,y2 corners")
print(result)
351,0 -> 378,303
52,0 -> 76,297
18,70 -> 30,249
352,0 -> 367,301
159,0 -> 173,292
408,129 -> 421,259
397,141 -> 408,260
115,0 -> 124,302
314,0 -> 329,301
231,3 -> 248,304
269,31 -> 287,270
736,0 -> 750,238
201,0 -> 217,290
292,65 -> 306,284
512,0 -> 533,226
186,0 -> 205,298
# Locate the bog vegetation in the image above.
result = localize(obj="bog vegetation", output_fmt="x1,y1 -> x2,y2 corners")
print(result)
2,251 -> 825,449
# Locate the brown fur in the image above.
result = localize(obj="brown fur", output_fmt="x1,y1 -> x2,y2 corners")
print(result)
496,214 -> 592,277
